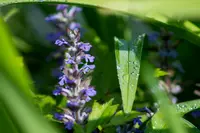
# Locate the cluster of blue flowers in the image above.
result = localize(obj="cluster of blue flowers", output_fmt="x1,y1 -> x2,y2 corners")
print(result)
148,29 -> 184,103
148,29 -> 184,73
46,4 -> 96,130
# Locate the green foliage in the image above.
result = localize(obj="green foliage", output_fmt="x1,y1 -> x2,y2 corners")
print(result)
0,17 -> 60,133
106,110 -> 144,126
145,111 -> 200,133
115,35 -> 144,113
34,94 -> 56,114
86,99 -> 118,133
175,99 -> 200,117
141,62 -> 187,133
154,68 -> 169,78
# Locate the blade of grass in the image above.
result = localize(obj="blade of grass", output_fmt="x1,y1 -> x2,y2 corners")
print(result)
0,17 -> 60,133
141,61 -> 187,133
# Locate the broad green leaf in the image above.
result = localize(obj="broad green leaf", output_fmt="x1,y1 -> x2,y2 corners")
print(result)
0,105 -> 18,133
115,35 -> 145,113
1,0 -> 200,20
0,73 -> 60,133
2,1 -> 200,47
0,17 -> 60,133
141,61 -> 187,133
106,110 -> 145,126
0,17 -> 34,98
145,111 -> 200,133
74,124 -> 85,133
175,99 -> 200,117
86,99 -> 117,133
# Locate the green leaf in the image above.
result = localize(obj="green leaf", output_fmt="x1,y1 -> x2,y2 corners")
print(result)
175,99 -> 200,117
154,68 -> 168,78
33,95 -> 56,114
115,34 -> 145,113
0,17 -> 34,98
182,118 -> 200,133
86,99 -> 117,133
141,61 -> 187,133
74,124 -> 85,133
145,111 -> 200,133
106,110 -> 143,126
2,0 -> 200,20
0,17 -> 60,133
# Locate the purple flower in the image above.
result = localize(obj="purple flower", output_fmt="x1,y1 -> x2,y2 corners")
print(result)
83,54 -> 95,63
78,42 -> 92,52
64,121 -> 74,130
59,75 -> 74,86
53,87 -> 62,96
69,22 -> 81,30
133,117 -> 142,126
67,101 -> 80,110
56,4 -> 68,11
65,58 -> 75,64
83,87 -> 96,97
68,7 -> 82,17
136,107 -> 152,115
55,39 -> 69,46
54,113 -> 64,120
85,96 -> 92,102
81,64 -> 95,74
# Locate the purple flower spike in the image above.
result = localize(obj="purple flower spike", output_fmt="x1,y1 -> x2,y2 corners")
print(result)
56,4 -> 68,11
78,42 -> 92,52
64,121 -> 74,130
55,39 -> 69,46
53,87 -> 62,96
69,22 -> 81,30
84,54 -> 95,63
54,113 -> 64,120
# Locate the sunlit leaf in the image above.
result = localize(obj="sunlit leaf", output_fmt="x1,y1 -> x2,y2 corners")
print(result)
115,35 -> 144,113
86,99 -> 117,133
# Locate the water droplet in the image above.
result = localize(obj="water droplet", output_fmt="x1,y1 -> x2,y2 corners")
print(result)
117,66 -> 121,70
131,71 -> 135,74
123,74 -> 129,81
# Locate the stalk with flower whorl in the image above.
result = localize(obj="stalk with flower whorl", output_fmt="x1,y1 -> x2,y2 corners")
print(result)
52,29 -> 96,130
47,4 -> 96,130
